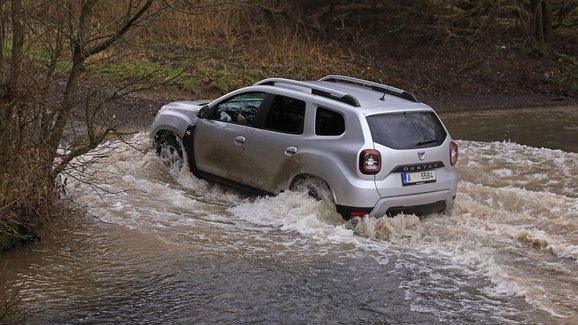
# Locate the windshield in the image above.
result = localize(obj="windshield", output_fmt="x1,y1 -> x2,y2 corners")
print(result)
366,111 -> 447,149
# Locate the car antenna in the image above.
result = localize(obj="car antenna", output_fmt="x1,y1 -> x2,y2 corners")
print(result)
379,86 -> 389,101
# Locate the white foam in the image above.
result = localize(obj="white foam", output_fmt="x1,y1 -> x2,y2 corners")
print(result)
457,140 -> 578,197
63,134 -> 578,321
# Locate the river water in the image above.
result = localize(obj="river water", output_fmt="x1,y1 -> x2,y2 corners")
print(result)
1,106 -> 577,324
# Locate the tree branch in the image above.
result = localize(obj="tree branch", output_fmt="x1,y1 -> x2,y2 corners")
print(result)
81,0 -> 155,60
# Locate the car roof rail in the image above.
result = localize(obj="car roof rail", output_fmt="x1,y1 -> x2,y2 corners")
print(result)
255,78 -> 361,107
319,75 -> 418,103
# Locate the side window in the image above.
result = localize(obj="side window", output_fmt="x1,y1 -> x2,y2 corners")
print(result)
212,92 -> 266,126
315,107 -> 345,136
263,95 -> 306,134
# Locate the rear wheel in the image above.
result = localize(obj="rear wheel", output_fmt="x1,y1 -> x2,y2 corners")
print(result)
290,176 -> 342,221
154,132 -> 183,169
290,176 -> 334,203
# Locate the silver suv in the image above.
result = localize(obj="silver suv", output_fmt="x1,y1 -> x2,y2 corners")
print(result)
150,75 -> 458,219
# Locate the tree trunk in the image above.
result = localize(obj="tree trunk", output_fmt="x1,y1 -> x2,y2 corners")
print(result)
0,0 -> 24,171
533,0 -> 553,49
542,0 -> 552,40
46,0 -> 155,180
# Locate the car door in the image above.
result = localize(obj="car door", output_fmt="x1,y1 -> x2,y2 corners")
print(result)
242,94 -> 308,193
194,92 -> 267,185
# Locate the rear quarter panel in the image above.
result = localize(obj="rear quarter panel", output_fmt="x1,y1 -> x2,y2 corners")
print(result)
279,99 -> 382,207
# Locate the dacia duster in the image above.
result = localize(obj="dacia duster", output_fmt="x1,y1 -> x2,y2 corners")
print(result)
150,75 -> 458,219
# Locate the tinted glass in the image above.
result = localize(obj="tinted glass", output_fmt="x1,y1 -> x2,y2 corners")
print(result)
213,92 -> 266,126
367,112 -> 447,149
263,95 -> 306,134
315,107 -> 345,136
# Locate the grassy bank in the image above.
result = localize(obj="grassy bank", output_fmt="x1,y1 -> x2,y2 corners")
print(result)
84,1 -> 578,102
86,42 -> 578,105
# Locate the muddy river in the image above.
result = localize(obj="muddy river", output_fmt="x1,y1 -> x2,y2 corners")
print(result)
1,106 -> 577,324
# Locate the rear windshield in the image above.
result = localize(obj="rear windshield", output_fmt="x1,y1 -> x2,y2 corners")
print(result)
366,112 -> 447,149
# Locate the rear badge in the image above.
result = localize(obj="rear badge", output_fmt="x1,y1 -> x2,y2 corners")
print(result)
418,151 -> 425,161
392,161 -> 444,173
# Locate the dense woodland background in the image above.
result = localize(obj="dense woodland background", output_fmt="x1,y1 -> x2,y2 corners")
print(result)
132,0 -> 578,97
0,0 -> 577,257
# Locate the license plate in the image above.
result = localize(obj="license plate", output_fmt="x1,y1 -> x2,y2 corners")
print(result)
401,170 -> 436,186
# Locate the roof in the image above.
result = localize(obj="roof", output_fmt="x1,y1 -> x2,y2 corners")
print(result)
255,75 -> 430,113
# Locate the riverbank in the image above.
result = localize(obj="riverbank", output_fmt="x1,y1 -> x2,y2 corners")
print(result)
107,85 -> 578,130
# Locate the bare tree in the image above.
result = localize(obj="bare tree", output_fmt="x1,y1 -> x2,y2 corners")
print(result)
0,0 -> 157,248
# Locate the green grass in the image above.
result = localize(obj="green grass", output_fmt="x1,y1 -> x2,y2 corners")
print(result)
0,234 -> 15,253
3,41 -> 71,74
89,60 -> 200,91
87,40 -> 352,96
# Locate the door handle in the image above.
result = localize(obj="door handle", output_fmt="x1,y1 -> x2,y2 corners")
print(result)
285,146 -> 297,156
234,136 -> 246,144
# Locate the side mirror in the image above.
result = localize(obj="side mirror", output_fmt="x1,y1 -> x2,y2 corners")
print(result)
197,105 -> 213,119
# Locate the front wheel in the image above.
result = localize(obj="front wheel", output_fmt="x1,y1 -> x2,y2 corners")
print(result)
154,132 -> 183,169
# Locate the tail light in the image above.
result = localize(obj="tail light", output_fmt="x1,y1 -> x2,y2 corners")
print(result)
359,149 -> 381,175
449,141 -> 458,166
350,211 -> 368,218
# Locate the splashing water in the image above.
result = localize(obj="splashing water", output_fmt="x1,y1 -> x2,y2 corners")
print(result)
4,128 -> 577,324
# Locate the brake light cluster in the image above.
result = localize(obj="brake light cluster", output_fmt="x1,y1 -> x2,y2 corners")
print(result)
359,149 -> 381,175
450,141 -> 458,166
360,142 -> 457,174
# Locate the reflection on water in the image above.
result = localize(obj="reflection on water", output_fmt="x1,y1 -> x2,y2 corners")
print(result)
2,107 -> 577,324
439,105 -> 578,152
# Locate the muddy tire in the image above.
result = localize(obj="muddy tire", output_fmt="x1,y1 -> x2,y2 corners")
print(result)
154,132 -> 183,169
290,175 -> 344,221
290,176 -> 335,204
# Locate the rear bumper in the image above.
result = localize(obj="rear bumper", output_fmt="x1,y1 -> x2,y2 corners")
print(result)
336,189 -> 454,219
368,189 -> 453,218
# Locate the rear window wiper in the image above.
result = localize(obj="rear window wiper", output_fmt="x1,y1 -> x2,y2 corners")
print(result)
416,139 -> 438,146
